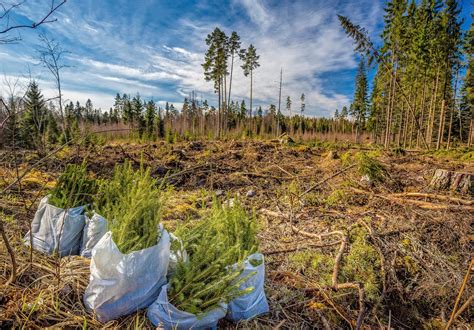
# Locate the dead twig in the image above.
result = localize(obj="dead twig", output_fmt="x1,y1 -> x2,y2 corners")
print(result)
156,163 -> 209,184
118,144 -> 140,165
332,232 -> 349,288
0,220 -> 17,286
349,187 -> 474,211
300,164 -> 356,197
291,224 -> 345,241
446,258 -> 474,329
330,230 -> 366,330
451,295 -> 473,325
389,192 -> 473,206
287,222 -> 366,329
265,240 -> 342,255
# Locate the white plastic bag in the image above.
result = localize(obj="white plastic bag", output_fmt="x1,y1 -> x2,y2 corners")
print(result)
83,225 -> 170,322
227,253 -> 269,321
80,212 -> 108,258
168,232 -> 188,275
24,196 -> 86,257
147,284 -> 227,330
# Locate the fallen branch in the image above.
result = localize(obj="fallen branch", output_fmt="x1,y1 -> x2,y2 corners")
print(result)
156,163 -> 210,184
349,187 -> 474,211
330,230 -> 366,330
118,144 -> 140,165
291,224 -> 345,241
300,164 -> 356,197
0,220 -> 17,286
333,282 -> 366,330
259,208 -> 284,218
332,232 -> 349,288
265,240 -> 342,255
269,270 -> 355,329
451,295 -> 473,325
446,258 -> 474,329
288,223 -> 366,329
389,192 -> 473,206
237,171 -> 288,181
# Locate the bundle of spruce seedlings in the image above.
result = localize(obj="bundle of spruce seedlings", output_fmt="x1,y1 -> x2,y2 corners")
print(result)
94,161 -> 169,254
168,199 -> 259,314
48,161 -> 97,208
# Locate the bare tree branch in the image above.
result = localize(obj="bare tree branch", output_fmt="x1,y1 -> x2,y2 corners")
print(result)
37,33 -> 68,137
0,0 -> 67,44
0,1 -> 24,20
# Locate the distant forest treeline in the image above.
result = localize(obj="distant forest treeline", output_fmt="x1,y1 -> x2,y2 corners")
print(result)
1,0 -> 472,150
1,84 -> 360,150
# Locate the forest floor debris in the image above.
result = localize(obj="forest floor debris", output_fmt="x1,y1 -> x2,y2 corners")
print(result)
1,140 -> 473,328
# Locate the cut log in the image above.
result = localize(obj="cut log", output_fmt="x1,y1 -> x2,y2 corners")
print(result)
430,169 -> 473,195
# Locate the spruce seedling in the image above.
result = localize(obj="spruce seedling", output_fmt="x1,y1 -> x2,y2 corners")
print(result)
49,161 -> 97,209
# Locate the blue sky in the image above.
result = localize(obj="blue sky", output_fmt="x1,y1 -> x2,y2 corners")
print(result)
0,0 -> 471,117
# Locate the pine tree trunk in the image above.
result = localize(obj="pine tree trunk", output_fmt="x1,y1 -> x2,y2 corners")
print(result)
250,70 -> 253,122
397,101 -> 405,147
426,81 -> 434,147
468,118 -> 473,147
384,69 -> 394,149
228,54 -> 234,109
387,72 -> 397,147
431,169 -> 473,195
427,68 -> 440,149
436,99 -> 446,150
447,105 -> 454,150
373,118 -> 378,144
436,60 -> 451,151
404,78 -> 417,149
57,77 -> 67,140
388,63 -> 398,148
218,79 -> 221,138
224,74 -> 227,134
402,99 -> 409,148
406,89 -> 417,149
408,110 -> 415,148
417,76 -> 428,149
447,69 -> 460,150
355,120 -> 360,144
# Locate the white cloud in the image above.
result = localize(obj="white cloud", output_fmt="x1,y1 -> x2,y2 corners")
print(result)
234,0 -> 273,29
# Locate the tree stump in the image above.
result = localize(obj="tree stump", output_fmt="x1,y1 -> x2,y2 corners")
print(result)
360,174 -> 374,188
326,150 -> 339,160
430,169 -> 473,195
450,172 -> 474,194
279,133 -> 295,145
430,169 -> 452,190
